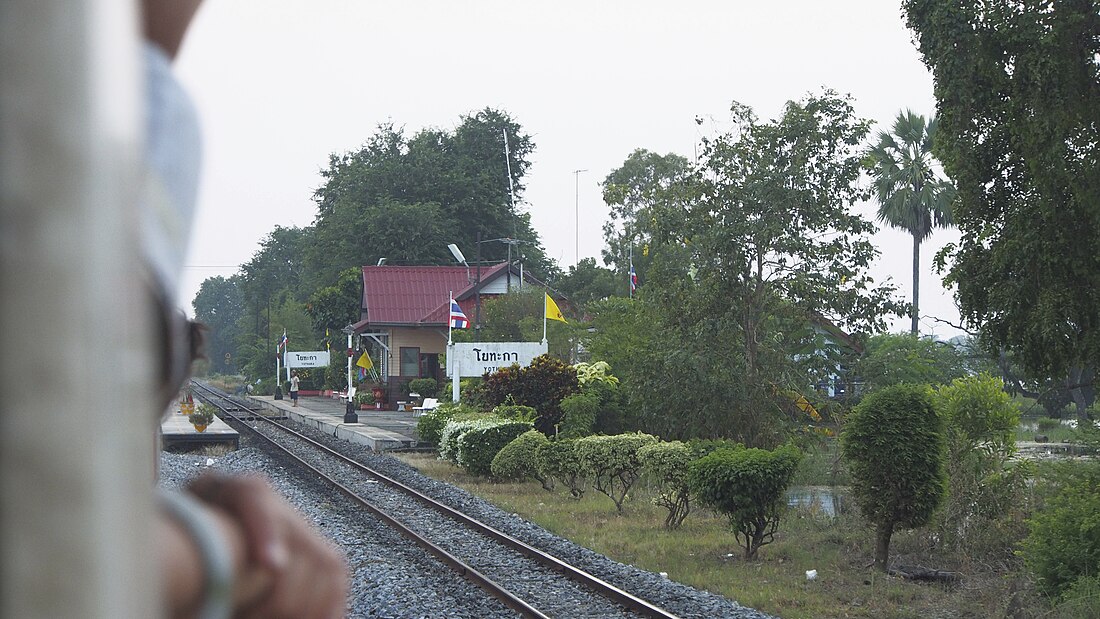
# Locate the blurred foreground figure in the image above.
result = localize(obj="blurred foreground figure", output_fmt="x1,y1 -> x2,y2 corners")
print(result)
141,2 -> 349,617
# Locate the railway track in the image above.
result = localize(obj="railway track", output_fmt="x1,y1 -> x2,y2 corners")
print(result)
191,381 -> 683,619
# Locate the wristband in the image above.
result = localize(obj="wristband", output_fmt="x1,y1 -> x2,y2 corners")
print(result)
159,489 -> 233,619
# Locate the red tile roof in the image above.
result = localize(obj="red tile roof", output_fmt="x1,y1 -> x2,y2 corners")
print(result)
353,263 -> 511,330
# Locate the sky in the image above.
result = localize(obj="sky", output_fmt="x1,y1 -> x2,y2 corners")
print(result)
175,0 -> 965,338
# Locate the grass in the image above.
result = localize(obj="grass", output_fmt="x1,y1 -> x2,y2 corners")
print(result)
395,451 -> 1044,619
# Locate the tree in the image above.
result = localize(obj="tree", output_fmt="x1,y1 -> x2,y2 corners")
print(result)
238,225 -> 310,340
854,332 -> 969,393
675,92 -> 904,444
600,149 -> 692,276
306,109 -> 552,286
842,384 -> 946,571
306,267 -> 362,333
191,275 -> 243,375
476,288 -> 574,360
933,374 -> 1024,552
866,110 -> 955,335
688,444 -> 802,559
904,1 -> 1100,419
552,258 -> 623,310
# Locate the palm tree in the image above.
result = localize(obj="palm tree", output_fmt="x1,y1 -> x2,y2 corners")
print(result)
867,110 -> 955,335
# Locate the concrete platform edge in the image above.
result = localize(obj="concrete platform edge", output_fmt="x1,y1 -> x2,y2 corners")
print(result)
248,397 -> 417,452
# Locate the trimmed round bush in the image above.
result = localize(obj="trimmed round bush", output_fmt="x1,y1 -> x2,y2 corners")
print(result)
491,429 -> 550,481
689,444 -> 802,559
438,418 -> 490,465
842,383 -> 945,571
416,402 -> 481,445
574,432 -> 658,512
456,419 -> 533,476
638,440 -> 693,528
538,438 -> 586,499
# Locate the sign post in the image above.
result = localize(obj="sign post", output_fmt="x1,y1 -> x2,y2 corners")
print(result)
446,341 -> 548,402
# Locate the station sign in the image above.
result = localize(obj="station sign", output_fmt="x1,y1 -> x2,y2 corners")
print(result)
284,350 -> 331,368
447,341 -> 548,378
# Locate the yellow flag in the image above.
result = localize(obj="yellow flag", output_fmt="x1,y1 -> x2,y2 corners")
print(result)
545,293 -> 566,323
356,351 -> 373,370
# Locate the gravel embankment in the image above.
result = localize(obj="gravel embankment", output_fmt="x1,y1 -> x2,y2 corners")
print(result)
160,422 -> 776,619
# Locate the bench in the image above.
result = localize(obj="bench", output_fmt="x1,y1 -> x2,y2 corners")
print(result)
412,398 -> 439,416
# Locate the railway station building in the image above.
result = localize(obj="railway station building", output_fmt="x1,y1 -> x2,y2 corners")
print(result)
348,262 -> 545,405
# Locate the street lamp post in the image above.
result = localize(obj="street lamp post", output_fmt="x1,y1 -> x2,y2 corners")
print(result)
448,236 -> 529,341
341,324 -> 357,423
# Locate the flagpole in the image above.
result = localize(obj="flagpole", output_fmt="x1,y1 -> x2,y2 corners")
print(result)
542,289 -> 548,344
629,243 -> 634,299
448,291 -> 459,403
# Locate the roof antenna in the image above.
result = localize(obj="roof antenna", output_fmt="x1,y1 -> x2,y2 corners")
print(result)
502,128 -> 517,239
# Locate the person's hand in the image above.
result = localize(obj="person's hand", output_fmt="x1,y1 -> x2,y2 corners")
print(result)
187,473 -> 348,619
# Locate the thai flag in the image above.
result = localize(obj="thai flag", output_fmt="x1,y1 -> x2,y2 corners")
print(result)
629,264 -> 637,293
278,329 -> 288,351
449,299 -> 469,329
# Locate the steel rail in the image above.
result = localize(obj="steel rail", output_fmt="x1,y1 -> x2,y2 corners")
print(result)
192,382 -> 549,619
192,381 -> 681,619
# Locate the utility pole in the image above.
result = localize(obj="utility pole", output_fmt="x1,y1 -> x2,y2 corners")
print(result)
573,169 -> 587,267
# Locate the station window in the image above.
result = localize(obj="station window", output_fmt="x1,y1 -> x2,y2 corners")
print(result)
399,347 -> 420,377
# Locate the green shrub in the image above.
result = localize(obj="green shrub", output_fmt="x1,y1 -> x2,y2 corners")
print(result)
408,377 -> 439,398
476,354 -> 579,435
1054,575 -> 1100,618
416,402 -> 482,445
842,384 -> 945,571
539,438 -> 586,499
687,438 -> 743,459
689,444 -> 802,559
638,440 -> 693,529
1021,473 -> 1100,598
491,429 -> 552,489
439,418 -> 485,464
456,419 -> 533,476
936,373 -> 1020,458
558,393 -> 598,438
585,378 -> 628,434
491,404 -> 538,424
933,374 -> 1026,552
575,433 -> 658,513
574,360 -> 619,387
1037,417 -> 1063,432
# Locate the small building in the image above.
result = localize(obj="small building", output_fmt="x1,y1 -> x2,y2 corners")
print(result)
349,262 -> 543,404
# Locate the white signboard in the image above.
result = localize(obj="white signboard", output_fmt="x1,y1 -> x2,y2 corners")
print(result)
447,341 -> 548,378
284,350 -> 331,368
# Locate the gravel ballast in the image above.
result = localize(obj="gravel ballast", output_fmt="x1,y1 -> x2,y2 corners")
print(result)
160,421 -> 776,619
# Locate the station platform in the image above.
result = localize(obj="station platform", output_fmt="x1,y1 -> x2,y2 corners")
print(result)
247,394 -> 422,452
161,411 -> 239,450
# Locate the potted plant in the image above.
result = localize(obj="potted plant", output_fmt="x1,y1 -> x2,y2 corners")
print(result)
353,391 -> 375,410
188,405 -> 215,433
180,389 -> 195,416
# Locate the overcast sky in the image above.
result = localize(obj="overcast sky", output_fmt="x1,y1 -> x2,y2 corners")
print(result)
175,0 -> 965,338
